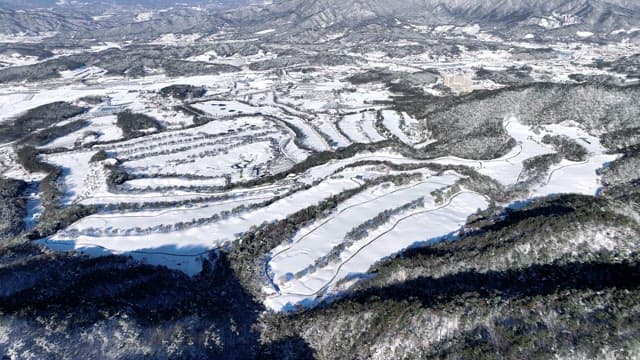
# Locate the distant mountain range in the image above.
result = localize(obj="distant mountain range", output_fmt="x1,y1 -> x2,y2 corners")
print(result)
0,0 -> 254,10
240,0 -> 640,33
1,0 -> 639,40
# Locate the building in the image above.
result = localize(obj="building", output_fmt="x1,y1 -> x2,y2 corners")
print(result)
443,71 -> 474,92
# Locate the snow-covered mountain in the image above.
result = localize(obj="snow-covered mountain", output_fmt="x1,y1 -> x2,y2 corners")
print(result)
243,0 -> 640,32
0,0 -> 639,358
2,0 -> 639,40
0,0 -> 253,9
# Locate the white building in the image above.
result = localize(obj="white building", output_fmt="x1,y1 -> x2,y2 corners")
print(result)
443,70 -> 474,92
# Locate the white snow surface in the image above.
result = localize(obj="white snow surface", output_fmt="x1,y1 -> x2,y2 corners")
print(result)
266,190 -> 488,310
44,177 -> 361,274
255,29 -> 276,35
339,111 -> 385,143
40,115 -> 123,149
0,65 -> 620,311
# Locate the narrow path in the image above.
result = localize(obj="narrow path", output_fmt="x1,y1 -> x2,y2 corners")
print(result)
544,160 -> 589,186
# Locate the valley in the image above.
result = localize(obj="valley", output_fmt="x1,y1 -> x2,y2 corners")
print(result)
1,0 -> 640,358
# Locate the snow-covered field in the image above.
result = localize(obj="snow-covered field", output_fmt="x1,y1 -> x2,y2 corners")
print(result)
265,171 -> 486,309
267,191 -> 488,310
41,115 -> 123,149
45,176 -> 362,274
0,53 -> 40,68
263,117 -> 618,310
0,52 -> 623,311
192,100 -> 259,117
339,111 -> 385,143
38,106 -> 616,309
381,110 -> 422,145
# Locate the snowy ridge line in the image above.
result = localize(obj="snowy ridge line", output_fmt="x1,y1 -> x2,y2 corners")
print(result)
274,189 -> 491,298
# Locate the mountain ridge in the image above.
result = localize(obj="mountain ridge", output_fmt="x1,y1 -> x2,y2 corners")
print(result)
240,0 -> 640,34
